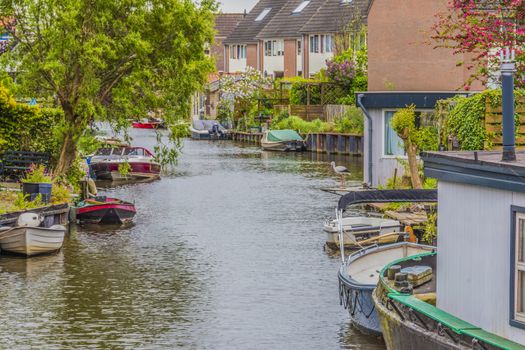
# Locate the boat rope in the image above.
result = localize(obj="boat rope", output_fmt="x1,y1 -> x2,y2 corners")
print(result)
339,280 -> 376,319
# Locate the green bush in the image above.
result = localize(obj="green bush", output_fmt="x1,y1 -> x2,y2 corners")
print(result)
272,116 -> 332,134
333,106 -> 364,134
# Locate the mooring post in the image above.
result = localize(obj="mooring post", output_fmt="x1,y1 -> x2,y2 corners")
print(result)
501,47 -> 516,162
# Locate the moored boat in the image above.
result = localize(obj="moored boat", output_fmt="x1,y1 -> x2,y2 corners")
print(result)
132,119 -> 161,129
0,213 -> 66,257
89,146 -> 161,181
260,130 -> 306,152
325,216 -> 402,250
372,251 -> 525,349
74,197 -> 136,225
339,242 -> 435,336
190,120 -> 228,140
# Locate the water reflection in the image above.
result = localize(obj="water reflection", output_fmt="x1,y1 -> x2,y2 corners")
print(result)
0,137 -> 383,349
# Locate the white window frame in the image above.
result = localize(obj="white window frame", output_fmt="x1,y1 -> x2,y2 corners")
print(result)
514,211 -> 525,324
309,35 -> 319,53
297,39 -> 302,56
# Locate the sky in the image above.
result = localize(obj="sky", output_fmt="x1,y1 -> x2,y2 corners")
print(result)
219,0 -> 258,13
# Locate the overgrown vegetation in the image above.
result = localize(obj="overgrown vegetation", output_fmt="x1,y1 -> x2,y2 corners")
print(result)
270,106 -> 364,135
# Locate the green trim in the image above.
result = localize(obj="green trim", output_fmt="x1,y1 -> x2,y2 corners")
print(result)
380,252 -> 525,350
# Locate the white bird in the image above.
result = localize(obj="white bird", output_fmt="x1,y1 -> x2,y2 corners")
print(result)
331,161 -> 350,189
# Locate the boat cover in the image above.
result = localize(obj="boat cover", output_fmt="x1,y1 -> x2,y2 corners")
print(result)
192,120 -> 225,131
338,189 -> 438,211
267,130 -> 303,142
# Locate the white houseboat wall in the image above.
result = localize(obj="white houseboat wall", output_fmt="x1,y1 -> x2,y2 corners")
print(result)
356,92 -> 468,187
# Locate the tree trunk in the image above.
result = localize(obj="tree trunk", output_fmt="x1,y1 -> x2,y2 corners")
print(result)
406,140 -> 423,189
54,129 -> 77,176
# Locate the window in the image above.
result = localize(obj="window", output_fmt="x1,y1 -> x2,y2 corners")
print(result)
309,35 -> 319,53
297,40 -> 302,56
255,8 -> 271,21
230,45 -> 246,60
383,110 -> 434,156
264,40 -> 284,57
292,1 -> 310,13
512,209 -> 525,327
325,35 -> 333,53
384,111 -> 405,156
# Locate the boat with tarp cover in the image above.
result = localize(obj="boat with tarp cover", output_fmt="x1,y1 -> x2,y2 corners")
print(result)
326,189 -> 437,250
261,130 -> 307,152
373,251 -> 525,349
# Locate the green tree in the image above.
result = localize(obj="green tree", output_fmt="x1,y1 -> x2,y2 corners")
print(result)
391,105 -> 438,189
0,0 -> 217,174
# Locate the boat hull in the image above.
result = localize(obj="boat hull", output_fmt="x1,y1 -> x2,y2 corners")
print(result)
132,122 -> 159,129
90,161 -> 161,181
261,140 -> 307,152
76,204 -> 136,225
339,281 -> 380,336
324,218 -> 402,250
0,226 -> 65,256
190,128 -> 228,140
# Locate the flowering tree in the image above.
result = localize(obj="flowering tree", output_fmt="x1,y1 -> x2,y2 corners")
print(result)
326,60 -> 356,87
218,67 -> 272,129
432,0 -> 525,88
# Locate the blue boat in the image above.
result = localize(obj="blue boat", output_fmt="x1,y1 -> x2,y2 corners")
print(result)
338,242 -> 435,335
190,120 -> 228,140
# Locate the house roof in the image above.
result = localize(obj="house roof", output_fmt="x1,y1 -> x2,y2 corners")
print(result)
223,0 -> 289,44
300,0 -> 371,34
214,13 -> 245,38
256,0 -> 326,39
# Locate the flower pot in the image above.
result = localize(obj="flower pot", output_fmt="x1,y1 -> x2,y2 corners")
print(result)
22,182 -> 53,204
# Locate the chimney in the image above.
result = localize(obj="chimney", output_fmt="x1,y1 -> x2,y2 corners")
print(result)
501,47 -> 517,162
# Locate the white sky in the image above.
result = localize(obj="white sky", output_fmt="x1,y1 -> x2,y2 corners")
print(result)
219,0 -> 258,13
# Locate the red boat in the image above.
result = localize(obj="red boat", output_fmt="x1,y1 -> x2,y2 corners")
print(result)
132,118 -> 165,129
89,147 -> 161,181
75,197 -> 136,225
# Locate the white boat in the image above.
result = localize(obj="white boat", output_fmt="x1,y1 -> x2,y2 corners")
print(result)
338,242 -> 435,335
0,213 -> 66,257
323,216 -> 402,250
190,120 -> 228,140
89,146 -> 161,181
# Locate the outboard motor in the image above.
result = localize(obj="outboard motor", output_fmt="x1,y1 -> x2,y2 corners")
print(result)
211,123 -> 221,138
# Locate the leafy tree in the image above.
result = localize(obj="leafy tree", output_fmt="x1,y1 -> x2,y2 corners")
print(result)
391,105 -> 439,189
0,0 -> 217,174
219,67 -> 272,130
431,0 -> 525,88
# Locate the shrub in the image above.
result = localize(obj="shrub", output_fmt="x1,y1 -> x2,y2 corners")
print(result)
22,164 -> 52,184
333,107 -> 364,134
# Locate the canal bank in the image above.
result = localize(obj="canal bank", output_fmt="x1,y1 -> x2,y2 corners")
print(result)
0,135 -> 383,350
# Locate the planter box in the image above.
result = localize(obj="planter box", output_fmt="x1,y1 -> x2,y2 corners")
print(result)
22,182 -> 53,204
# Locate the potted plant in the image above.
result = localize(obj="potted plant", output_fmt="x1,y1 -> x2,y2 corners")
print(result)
21,164 -> 53,204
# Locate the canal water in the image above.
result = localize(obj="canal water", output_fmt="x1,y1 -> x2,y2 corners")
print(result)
0,131 -> 385,350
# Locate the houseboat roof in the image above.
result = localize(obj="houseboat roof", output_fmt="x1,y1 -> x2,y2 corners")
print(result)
300,0 -> 371,34
337,189 -> 437,211
356,91 -> 472,109
223,0 -> 288,44
256,0 -> 325,39
422,151 -> 525,193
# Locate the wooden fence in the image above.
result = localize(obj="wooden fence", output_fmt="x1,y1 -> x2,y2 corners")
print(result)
485,97 -> 525,146
276,104 -> 352,122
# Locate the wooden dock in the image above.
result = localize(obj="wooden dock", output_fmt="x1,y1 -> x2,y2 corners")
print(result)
230,131 -> 363,156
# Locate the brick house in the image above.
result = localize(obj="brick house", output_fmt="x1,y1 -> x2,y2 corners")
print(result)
223,0 -> 288,73
357,0 -> 484,187
211,13 -> 245,73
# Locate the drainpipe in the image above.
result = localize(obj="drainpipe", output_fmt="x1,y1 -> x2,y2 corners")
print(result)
357,93 -> 373,186
501,47 -> 516,162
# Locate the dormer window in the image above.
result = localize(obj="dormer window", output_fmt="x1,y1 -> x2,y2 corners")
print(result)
292,1 -> 310,14
255,8 -> 271,21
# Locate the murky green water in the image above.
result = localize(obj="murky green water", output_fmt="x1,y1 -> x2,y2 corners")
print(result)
0,132 -> 385,349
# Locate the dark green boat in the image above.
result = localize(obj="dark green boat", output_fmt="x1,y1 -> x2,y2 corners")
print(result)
373,252 -> 525,350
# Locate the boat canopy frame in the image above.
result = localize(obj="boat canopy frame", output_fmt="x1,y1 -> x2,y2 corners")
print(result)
337,189 -> 438,211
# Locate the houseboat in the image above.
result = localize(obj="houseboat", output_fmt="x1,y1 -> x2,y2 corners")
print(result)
260,130 -> 307,152
372,55 -> 525,348
190,120 -> 228,140
89,146 -> 161,181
